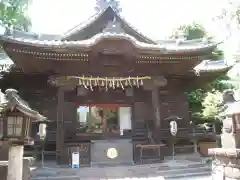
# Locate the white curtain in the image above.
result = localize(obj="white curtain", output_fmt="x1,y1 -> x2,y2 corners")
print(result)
118,107 -> 132,132
77,106 -> 89,123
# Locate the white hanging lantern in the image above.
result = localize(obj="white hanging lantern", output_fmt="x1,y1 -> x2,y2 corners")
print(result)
38,123 -> 47,140
170,121 -> 178,136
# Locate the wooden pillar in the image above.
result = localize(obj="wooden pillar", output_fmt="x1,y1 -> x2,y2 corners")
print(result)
152,86 -> 161,128
56,87 -> 64,164
7,145 -> 23,180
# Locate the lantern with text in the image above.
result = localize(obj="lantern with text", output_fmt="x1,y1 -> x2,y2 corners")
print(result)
170,121 -> 178,136
1,89 -> 46,145
164,115 -> 182,161
164,115 -> 182,136
37,120 -> 50,140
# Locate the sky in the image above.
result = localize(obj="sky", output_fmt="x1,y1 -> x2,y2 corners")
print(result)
29,0 -> 229,39
28,0 -> 240,61
0,0 -> 236,63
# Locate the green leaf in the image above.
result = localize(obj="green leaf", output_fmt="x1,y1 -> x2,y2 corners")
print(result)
0,0 -> 31,31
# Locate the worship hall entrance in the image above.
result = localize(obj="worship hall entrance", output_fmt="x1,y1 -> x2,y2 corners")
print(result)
76,104 -> 133,165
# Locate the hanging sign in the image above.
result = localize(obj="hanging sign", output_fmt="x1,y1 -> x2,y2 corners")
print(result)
71,152 -> 80,168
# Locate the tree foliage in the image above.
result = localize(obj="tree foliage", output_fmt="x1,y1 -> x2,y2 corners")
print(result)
95,0 -> 122,14
171,22 -> 229,122
0,0 -> 32,32
202,91 -> 223,121
188,76 -> 230,115
171,23 -> 207,40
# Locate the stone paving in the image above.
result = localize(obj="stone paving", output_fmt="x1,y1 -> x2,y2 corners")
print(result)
31,159 -> 211,180
31,164 -> 166,180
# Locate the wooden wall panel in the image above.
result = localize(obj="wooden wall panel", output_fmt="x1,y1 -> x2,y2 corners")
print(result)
158,78 -> 190,140
62,101 -> 77,141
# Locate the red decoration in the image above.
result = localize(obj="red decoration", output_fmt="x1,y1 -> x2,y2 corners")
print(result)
77,104 -> 129,108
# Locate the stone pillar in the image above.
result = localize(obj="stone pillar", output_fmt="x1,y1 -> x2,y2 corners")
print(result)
209,91 -> 240,180
7,145 -> 24,180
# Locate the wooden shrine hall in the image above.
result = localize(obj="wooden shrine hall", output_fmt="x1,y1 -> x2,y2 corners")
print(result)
0,6 -> 231,166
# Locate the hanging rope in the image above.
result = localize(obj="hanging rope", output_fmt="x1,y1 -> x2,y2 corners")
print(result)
67,76 -> 151,90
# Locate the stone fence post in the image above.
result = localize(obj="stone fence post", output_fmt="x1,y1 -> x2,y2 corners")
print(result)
0,157 -> 34,180
209,91 -> 240,180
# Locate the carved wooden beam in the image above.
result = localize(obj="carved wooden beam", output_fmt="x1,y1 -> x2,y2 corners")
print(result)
143,76 -> 167,90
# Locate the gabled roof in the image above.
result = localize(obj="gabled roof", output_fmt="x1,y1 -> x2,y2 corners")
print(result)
0,88 -> 46,121
61,6 -> 157,44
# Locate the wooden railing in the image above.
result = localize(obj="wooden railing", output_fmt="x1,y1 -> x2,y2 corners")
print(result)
159,125 -> 216,140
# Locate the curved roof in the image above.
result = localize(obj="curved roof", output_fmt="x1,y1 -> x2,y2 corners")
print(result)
0,32 -> 220,54
1,88 -> 46,121
194,60 -> 232,73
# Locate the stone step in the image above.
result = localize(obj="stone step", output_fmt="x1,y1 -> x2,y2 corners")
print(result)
31,176 -> 80,180
31,161 -> 208,176
159,166 -> 211,179
164,171 -> 211,180
157,165 -> 210,175
31,164 -> 211,180
31,158 -> 211,179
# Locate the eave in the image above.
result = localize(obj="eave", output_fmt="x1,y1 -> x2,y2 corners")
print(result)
193,60 -> 233,75
0,34 -> 222,76
185,70 -> 231,90
0,34 -> 219,55
1,89 -> 46,121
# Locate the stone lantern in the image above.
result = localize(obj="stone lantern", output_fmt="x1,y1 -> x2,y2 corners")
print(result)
208,91 -> 240,180
0,89 -> 46,145
0,88 -> 46,180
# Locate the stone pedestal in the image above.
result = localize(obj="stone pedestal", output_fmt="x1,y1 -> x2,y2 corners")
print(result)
209,91 -> 240,180
209,148 -> 240,180
8,145 -> 24,180
0,161 -> 8,180
0,157 -> 34,180
23,157 -> 35,180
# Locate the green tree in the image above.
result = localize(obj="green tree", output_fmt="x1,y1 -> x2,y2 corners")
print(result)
171,23 -> 207,40
202,91 -> 224,121
171,23 -> 229,123
0,0 -> 32,32
171,23 -> 224,60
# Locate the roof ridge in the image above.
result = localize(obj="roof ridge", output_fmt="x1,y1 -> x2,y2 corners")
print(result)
114,13 -> 157,44
61,6 -> 157,44
61,7 -> 108,39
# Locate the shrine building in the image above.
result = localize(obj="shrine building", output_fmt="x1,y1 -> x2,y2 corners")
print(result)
0,7 -> 231,166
